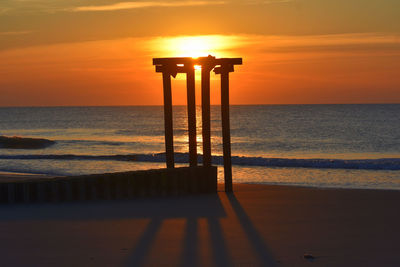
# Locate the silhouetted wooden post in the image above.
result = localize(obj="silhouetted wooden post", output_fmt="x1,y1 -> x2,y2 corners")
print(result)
186,66 -> 197,166
201,63 -> 212,166
219,66 -> 233,192
162,70 -> 174,168
153,56 -> 242,192
214,58 -> 242,192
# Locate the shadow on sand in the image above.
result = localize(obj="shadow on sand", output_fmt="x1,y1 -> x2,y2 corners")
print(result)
0,192 -> 276,266
226,193 -> 276,266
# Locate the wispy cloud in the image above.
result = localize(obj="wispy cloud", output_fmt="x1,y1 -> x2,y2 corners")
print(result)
265,0 -> 293,3
71,1 -> 225,12
244,0 -> 294,4
0,31 -> 32,36
261,0 -> 294,3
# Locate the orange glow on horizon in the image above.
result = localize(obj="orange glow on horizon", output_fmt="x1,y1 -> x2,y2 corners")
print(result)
1,0 -> 400,106
149,35 -> 241,58
1,33 -> 400,106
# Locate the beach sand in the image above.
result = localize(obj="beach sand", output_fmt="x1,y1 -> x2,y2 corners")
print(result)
0,181 -> 399,266
0,172 -> 56,182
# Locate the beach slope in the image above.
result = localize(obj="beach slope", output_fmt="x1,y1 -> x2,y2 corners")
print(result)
0,183 -> 399,266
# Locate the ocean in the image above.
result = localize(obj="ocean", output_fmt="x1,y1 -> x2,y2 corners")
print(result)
0,104 -> 399,190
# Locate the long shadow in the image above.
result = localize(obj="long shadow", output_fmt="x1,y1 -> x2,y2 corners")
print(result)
207,216 -> 233,267
1,194 -> 262,266
226,193 -> 277,267
180,217 -> 199,267
0,195 -> 226,221
0,195 -> 228,267
125,218 -> 162,266
180,216 -> 233,267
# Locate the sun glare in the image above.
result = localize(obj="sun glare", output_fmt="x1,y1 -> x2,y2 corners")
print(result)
151,35 -> 240,58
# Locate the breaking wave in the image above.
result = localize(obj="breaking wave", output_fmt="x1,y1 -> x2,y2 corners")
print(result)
0,153 -> 399,170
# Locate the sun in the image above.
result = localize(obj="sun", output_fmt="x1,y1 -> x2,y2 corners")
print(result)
173,37 -> 214,58
151,35 -> 239,58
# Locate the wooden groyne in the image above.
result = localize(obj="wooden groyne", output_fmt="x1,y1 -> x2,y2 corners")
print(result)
0,166 -> 217,204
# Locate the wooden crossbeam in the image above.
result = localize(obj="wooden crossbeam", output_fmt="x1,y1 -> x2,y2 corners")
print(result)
214,65 -> 235,74
153,56 -> 242,68
155,65 -> 194,74
152,56 -> 242,192
153,57 -> 194,65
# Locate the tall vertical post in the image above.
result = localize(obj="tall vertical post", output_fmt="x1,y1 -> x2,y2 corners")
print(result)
186,67 -> 197,167
220,68 -> 233,192
162,70 -> 174,168
201,65 -> 212,166
154,56 -> 241,192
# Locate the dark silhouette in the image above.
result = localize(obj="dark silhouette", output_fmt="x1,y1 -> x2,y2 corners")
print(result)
0,135 -> 55,149
0,191 -> 278,266
153,56 -> 242,192
0,167 -> 217,204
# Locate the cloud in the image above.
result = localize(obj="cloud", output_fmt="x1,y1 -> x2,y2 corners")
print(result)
0,31 -> 32,36
71,1 -> 225,12
228,33 -> 400,53
263,0 -> 293,3
244,0 -> 294,4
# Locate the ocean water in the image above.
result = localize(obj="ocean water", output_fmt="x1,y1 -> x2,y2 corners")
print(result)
0,105 -> 399,190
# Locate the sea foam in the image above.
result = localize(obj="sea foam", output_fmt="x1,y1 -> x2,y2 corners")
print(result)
0,153 -> 399,170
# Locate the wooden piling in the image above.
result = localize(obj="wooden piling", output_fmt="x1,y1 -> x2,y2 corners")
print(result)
7,183 -> 15,204
186,67 -> 197,167
23,183 -> 30,203
220,69 -> 233,192
162,71 -> 175,168
37,182 -> 45,202
201,66 -> 212,166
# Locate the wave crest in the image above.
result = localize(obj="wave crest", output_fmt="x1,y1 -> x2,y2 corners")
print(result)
0,153 -> 399,170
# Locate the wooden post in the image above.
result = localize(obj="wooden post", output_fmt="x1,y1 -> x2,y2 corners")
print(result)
7,183 -> 15,203
162,70 -> 175,168
201,66 -> 212,166
186,67 -> 197,167
154,57 -> 241,192
220,69 -> 233,192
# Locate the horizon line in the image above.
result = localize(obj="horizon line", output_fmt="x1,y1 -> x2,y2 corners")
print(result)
0,103 -> 399,108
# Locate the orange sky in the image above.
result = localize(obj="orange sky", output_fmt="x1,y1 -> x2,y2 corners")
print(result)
0,0 -> 400,106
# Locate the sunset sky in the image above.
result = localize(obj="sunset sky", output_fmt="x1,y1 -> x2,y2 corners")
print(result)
1,0 -> 399,106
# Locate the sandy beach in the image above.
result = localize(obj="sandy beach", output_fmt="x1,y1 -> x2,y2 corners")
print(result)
0,181 -> 398,266
2,0 -> 400,265
0,172 -> 56,182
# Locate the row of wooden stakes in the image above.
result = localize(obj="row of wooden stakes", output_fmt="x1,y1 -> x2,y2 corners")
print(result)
0,167 -> 217,204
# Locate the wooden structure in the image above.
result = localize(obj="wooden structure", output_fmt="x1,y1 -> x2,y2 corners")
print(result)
152,56 -> 242,192
0,167 -> 217,204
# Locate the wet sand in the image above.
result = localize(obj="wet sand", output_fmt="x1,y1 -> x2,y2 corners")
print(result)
0,171 -> 56,182
0,182 -> 399,266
